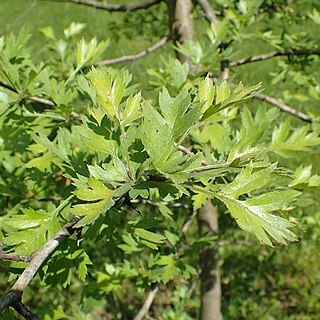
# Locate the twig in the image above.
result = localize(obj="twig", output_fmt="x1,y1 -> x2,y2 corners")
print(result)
0,253 -> 31,263
0,80 -> 57,107
1,36 -> 170,108
50,0 -> 163,12
95,36 -> 170,66
254,93 -> 313,123
197,0 -> 218,24
11,301 -> 37,320
174,142 -> 192,154
180,210 -> 197,238
229,49 -> 320,68
28,96 -> 56,106
0,216 -> 83,314
131,199 -> 190,209
133,285 -> 159,320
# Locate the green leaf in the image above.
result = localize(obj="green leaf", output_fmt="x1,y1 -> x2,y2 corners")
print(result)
202,82 -> 262,120
192,191 -> 210,210
88,159 -> 129,184
89,68 -> 126,121
73,178 -> 114,201
156,254 -> 179,284
64,22 -> 86,38
141,102 -> 173,164
270,121 -> 320,157
75,38 -> 108,69
289,165 -> 312,187
122,92 -> 142,126
222,165 -> 276,198
72,198 -> 115,227
217,191 -> 299,246
25,151 -> 53,172
134,228 -> 166,244
4,206 -> 61,254
199,76 -> 215,113
76,125 -> 117,155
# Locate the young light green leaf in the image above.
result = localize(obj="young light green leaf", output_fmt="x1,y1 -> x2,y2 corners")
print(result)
199,76 -> 215,113
122,92 -> 142,126
289,165 -> 312,187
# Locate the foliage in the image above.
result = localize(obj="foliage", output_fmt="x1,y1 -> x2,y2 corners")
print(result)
0,0 -> 320,318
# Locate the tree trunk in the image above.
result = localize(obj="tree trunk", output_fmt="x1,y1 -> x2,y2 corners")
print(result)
167,0 -> 195,63
198,202 -> 223,320
166,3 -> 223,318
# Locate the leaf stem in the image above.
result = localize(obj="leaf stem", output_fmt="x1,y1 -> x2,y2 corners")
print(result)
120,122 -> 135,180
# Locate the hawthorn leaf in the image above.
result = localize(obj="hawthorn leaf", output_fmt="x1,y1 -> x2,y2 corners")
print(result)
217,192 -> 299,246
134,228 -> 166,244
72,198 -> 115,227
77,125 -> 117,155
141,102 -> 173,164
122,92 -> 142,126
270,120 -> 320,157
222,164 -> 276,197
73,178 -> 114,201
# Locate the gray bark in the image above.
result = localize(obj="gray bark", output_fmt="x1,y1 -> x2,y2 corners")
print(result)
198,202 -> 223,320
166,2 -> 223,318
167,0 -> 195,63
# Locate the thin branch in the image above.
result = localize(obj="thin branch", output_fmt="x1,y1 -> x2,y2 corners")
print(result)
174,142 -> 192,154
133,285 -> 159,320
1,36 -> 170,108
0,253 -> 31,263
95,36 -> 170,66
28,96 -> 56,106
0,216 -> 83,313
229,49 -> 320,68
51,0 -> 163,12
11,301 -> 37,320
197,0 -> 218,24
131,199 -> 190,209
0,80 -> 57,107
180,210 -> 197,238
254,93 -> 313,123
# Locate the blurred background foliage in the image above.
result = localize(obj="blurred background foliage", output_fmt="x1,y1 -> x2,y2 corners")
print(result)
0,0 -> 319,319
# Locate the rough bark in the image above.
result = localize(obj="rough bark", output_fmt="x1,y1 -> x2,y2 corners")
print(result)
198,202 -> 223,320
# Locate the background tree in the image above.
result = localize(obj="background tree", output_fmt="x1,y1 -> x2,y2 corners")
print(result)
0,0 -> 320,319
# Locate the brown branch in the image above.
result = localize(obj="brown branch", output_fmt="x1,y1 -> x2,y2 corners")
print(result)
229,49 -> 320,68
51,0 -> 163,12
0,253 -> 31,263
197,0 -> 218,24
254,93 -> 313,123
0,216 -> 82,314
95,36 -> 170,66
133,284 -> 159,320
